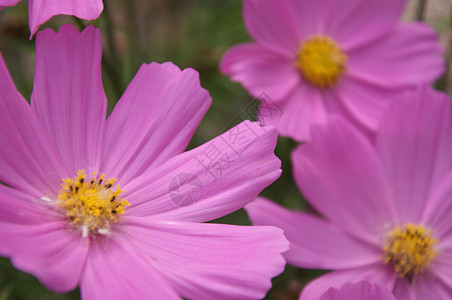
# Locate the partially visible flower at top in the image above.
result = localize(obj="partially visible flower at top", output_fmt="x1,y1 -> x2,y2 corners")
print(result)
0,24 -> 288,299
220,0 -> 445,141
246,86 -> 452,299
320,281 -> 396,300
0,0 -> 103,36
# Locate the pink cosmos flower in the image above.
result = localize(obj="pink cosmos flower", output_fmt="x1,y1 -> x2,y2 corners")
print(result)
220,0 -> 445,141
0,24 -> 288,299
246,86 -> 452,299
0,0 -> 103,36
320,281 -> 396,300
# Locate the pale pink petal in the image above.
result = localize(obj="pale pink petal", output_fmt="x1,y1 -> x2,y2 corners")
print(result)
377,86 -> 452,224
320,281 -> 396,300
220,43 -> 299,101
0,184 -> 54,226
347,23 -> 444,87
245,197 -> 381,270
81,236 -> 179,300
300,264 -> 396,300
259,84 -> 328,142
0,54 -> 65,197
121,217 -> 288,300
102,62 -> 211,184
0,221 -> 89,292
293,117 -> 396,244
325,0 -> 405,50
28,0 -> 103,36
332,77 -> 394,131
31,25 -> 106,176
393,272 -> 452,300
243,0 -> 302,53
123,121 -> 281,222
291,0 -> 327,36
0,0 -> 21,7
429,251 -> 452,293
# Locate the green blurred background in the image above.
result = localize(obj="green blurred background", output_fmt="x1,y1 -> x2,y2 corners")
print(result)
0,0 -> 450,299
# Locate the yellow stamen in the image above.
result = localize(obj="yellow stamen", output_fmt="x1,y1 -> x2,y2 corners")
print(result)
57,170 -> 129,237
383,223 -> 437,279
296,35 -> 347,88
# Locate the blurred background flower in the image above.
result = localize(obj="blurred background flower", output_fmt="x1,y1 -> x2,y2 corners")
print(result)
0,0 -> 451,299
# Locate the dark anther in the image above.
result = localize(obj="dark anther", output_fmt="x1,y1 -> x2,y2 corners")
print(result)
80,178 -> 85,184
69,185 -> 73,192
112,209 -> 117,214
106,183 -> 112,188
99,179 -> 103,184
75,186 -> 79,193
110,196 -> 116,202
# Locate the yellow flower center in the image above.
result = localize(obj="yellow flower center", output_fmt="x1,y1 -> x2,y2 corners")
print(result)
383,223 -> 437,279
296,35 -> 347,88
57,170 -> 129,237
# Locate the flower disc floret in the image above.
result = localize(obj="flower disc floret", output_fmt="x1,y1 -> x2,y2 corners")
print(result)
57,170 -> 129,237
383,223 -> 437,279
296,35 -> 347,88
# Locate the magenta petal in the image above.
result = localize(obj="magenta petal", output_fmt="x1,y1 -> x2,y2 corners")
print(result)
259,85 -> 327,142
32,25 -> 107,176
300,264 -> 396,300
220,43 -> 299,101
0,0 -> 21,7
325,0 -> 405,49
102,62 -> 211,183
28,0 -> 103,36
293,117 -> 396,243
245,197 -> 381,270
377,86 -> 452,224
320,281 -> 396,300
243,0 -> 302,53
347,23 -> 444,87
124,121 -> 281,222
121,217 -> 288,300
81,236 -> 179,300
0,221 -> 89,292
0,54 -> 65,196
392,272 -> 452,300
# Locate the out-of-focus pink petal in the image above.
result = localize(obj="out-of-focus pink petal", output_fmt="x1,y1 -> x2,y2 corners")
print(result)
243,0 -> 302,53
300,264 -> 396,300
102,62 -> 211,184
32,25 -> 106,177
320,281 -> 396,300
347,23 -> 444,87
325,0 -> 405,50
332,77 -> 394,131
123,121 -> 281,222
259,84 -> 327,142
0,0 -> 21,7
220,43 -> 299,101
293,117 -> 396,244
121,217 -> 288,300
0,54 -> 65,197
393,272 -> 452,300
429,251 -> 452,294
377,86 -> 452,224
0,185 -> 54,226
28,0 -> 103,36
0,221 -> 89,292
81,236 -> 179,300
245,197 -> 381,270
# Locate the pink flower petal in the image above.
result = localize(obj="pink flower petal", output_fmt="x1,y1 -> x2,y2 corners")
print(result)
320,281 -> 396,300
81,236 -> 179,300
0,185 -> 54,226
429,251 -> 452,294
347,23 -> 444,87
293,117 -> 396,244
243,0 -> 302,54
0,221 -> 89,292
121,217 -> 288,300
28,0 -> 103,36
259,84 -> 328,142
0,0 -> 21,7
325,0 -> 405,50
377,86 -> 452,224
245,197 -> 381,270
0,54 -> 65,197
101,62 -> 211,184
393,272 -> 452,300
124,121 -> 281,222
31,25 -> 106,177
220,43 -> 299,101
300,264 -> 396,300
